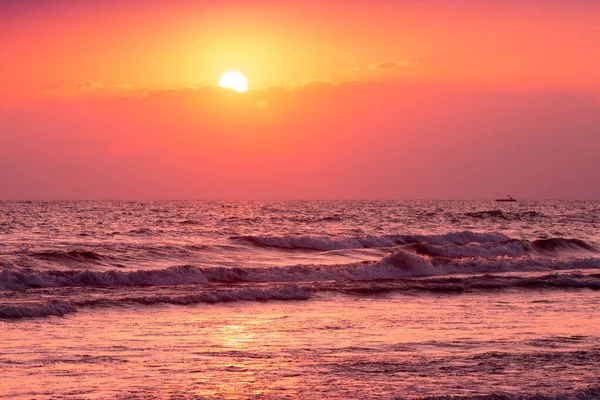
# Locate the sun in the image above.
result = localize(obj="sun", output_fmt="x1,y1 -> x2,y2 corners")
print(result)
219,71 -> 248,93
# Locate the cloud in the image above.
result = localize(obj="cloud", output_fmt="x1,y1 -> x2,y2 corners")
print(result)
256,79 -> 343,92
61,81 -> 104,95
60,81 -> 134,97
135,85 -> 202,99
369,60 -> 418,70
108,84 -> 133,91
55,80 -> 366,101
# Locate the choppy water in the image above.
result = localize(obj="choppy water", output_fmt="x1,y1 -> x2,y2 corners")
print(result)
1,200 -> 599,398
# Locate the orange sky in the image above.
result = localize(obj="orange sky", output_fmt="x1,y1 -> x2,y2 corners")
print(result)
3,0 -> 600,94
1,0 -> 599,199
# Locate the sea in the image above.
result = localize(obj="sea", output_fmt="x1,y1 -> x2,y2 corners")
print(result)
1,200 -> 599,399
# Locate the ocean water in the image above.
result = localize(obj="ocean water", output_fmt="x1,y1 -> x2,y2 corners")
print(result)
1,200 -> 599,399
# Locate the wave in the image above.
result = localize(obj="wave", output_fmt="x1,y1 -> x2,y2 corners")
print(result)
30,250 -> 108,263
0,265 -> 211,290
236,231 -> 599,258
0,286 -> 309,320
2,249 -> 600,291
329,272 -> 600,295
12,243 -> 222,268
0,300 -> 77,319
371,251 -> 600,278
78,285 -> 310,307
410,239 -> 598,259
233,231 -> 510,251
11,233 -> 596,276
3,271 -> 598,320
410,241 -> 529,259
530,238 -> 598,255
126,228 -> 164,236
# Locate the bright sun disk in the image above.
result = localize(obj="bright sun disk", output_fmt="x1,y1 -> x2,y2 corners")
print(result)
219,71 -> 248,93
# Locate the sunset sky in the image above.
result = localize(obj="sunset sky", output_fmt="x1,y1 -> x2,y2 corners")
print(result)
1,0 -> 599,199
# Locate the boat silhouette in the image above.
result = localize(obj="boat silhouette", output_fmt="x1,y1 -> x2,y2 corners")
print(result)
495,195 -> 516,202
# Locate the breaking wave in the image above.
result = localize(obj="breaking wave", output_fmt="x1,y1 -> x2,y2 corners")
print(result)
2,249 -> 600,291
2,230 -> 599,319
235,231 -> 598,257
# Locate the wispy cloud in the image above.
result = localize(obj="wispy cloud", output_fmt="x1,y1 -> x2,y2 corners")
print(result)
61,81 -> 133,96
61,81 -> 104,95
369,61 -> 418,70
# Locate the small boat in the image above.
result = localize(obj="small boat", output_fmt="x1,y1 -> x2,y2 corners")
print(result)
495,195 -> 516,202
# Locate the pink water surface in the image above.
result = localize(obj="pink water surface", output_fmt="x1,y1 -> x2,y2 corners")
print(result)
2,289 -> 599,399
